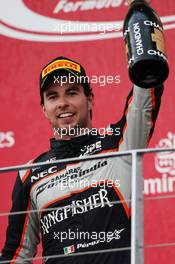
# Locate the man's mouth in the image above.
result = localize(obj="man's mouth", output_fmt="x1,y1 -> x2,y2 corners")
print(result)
58,112 -> 74,118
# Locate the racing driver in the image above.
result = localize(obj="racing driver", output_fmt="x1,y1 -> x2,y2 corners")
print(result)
0,53 -> 164,264
0,1 -> 164,262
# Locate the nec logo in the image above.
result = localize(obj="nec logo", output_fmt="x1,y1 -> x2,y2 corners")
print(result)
31,165 -> 59,183
0,131 -> 15,148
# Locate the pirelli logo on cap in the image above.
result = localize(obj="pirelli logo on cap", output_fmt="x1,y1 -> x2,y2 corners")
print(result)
42,59 -> 81,78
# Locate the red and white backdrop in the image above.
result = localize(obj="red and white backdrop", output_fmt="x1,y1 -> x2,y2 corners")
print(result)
0,0 -> 175,263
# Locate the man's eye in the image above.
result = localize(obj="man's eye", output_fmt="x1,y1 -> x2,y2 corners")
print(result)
48,95 -> 57,100
68,90 -> 78,95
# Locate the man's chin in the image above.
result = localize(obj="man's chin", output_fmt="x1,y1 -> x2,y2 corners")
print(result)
54,124 -> 79,137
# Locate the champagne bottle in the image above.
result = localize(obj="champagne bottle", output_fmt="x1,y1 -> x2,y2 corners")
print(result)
123,0 -> 169,88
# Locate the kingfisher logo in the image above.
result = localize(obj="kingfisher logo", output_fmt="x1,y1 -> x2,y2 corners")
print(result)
40,188 -> 113,235
1,0 -> 175,42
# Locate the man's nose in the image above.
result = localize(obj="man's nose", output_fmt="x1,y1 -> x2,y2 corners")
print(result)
57,96 -> 69,109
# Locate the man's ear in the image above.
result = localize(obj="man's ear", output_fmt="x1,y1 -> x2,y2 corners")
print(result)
87,94 -> 94,111
42,105 -> 49,120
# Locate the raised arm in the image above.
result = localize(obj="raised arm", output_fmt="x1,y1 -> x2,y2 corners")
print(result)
118,85 -> 164,152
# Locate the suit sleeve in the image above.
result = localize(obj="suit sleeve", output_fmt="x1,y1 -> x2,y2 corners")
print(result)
0,174 -> 40,263
110,84 -> 164,151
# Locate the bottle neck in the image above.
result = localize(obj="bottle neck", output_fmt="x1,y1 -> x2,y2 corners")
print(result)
129,0 -> 149,8
129,0 -> 145,3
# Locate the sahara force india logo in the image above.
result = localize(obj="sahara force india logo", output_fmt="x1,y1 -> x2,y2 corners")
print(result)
40,188 -> 113,235
35,160 -> 108,199
1,0 -> 175,42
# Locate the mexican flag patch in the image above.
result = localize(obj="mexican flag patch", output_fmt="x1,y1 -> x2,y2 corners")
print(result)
64,245 -> 75,255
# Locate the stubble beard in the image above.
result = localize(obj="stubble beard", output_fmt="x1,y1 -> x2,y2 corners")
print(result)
53,116 -> 90,139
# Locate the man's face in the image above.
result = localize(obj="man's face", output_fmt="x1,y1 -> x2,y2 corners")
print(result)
42,82 -> 93,137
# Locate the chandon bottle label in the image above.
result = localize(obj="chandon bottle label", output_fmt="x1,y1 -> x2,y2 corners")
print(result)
123,1 -> 169,88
